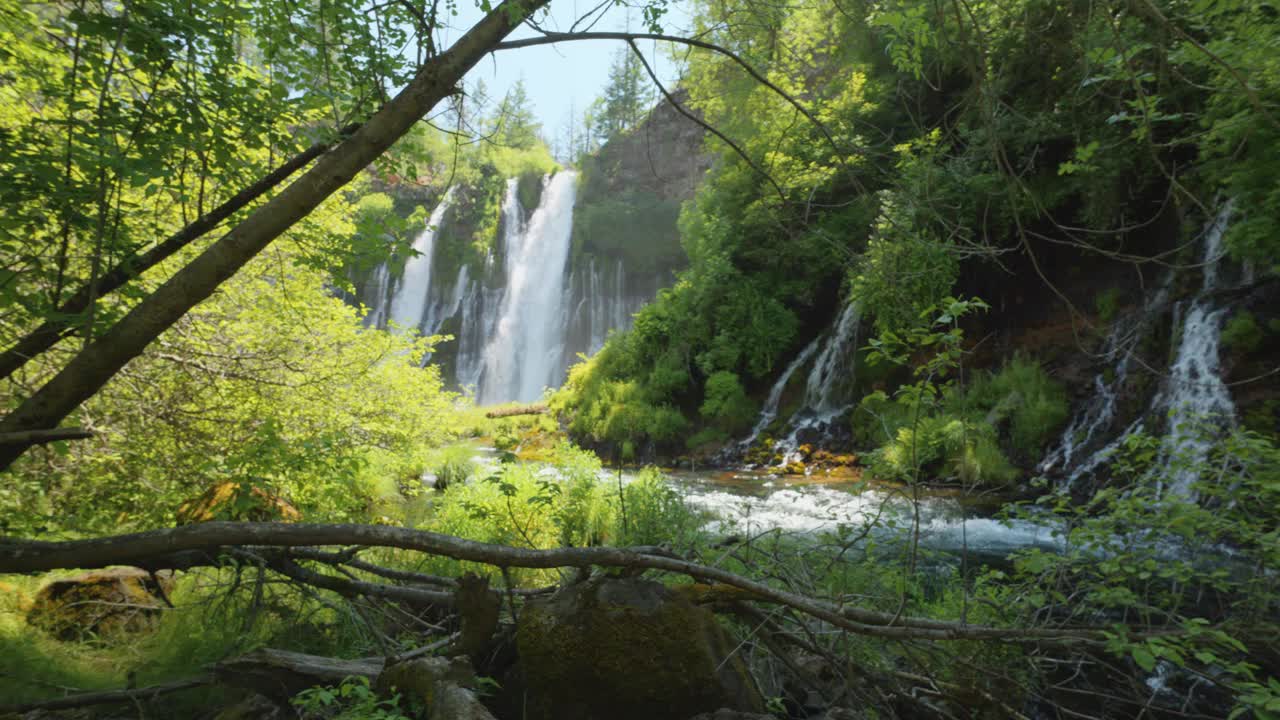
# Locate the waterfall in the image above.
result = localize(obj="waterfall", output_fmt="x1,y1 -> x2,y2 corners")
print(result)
1156,205 -> 1236,496
731,301 -> 862,465
353,170 -> 670,404
477,172 -> 578,404
1039,278 -> 1171,483
1044,204 -> 1236,496
801,301 -> 862,415
387,193 -> 453,334
735,339 -> 822,453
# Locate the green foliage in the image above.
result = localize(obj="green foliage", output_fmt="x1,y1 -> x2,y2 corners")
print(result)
852,185 -> 961,337
294,677 -> 412,720
1094,288 -> 1122,324
431,444 -> 478,489
618,467 -> 707,548
699,371 -> 757,435
2,245 -> 459,534
1220,311 -> 1263,354
964,355 -> 1071,458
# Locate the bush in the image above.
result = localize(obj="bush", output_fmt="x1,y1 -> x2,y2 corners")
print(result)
961,355 -> 1069,458
1220,311 -> 1263,354
430,444 -> 477,490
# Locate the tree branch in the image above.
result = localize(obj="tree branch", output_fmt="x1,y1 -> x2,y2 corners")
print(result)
0,0 -> 550,469
0,427 -> 93,446
0,124 -> 360,384
0,676 -> 212,714
0,521 -> 1176,646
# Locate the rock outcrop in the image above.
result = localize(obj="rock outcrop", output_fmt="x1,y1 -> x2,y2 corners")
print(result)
516,575 -> 764,720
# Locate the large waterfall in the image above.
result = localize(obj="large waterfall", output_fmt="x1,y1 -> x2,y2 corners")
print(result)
478,175 -> 577,405
357,171 -> 664,404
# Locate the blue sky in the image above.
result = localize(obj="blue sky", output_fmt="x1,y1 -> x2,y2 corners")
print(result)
439,0 -> 694,150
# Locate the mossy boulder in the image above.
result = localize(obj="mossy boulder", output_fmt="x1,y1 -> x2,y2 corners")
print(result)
27,568 -> 174,642
175,481 -> 300,525
515,575 -> 764,720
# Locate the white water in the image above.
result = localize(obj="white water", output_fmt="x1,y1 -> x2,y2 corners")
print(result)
1039,278 -> 1171,486
767,302 -> 863,465
478,172 -> 578,404
1157,205 -> 1236,496
735,339 -> 822,452
357,171 -> 664,403
1047,204 -> 1237,496
387,193 -> 453,334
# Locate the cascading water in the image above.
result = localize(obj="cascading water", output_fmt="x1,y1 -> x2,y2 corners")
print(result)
387,193 -> 453,334
735,339 -> 822,453
478,173 -> 578,404
1043,204 -> 1237,496
736,301 -> 862,466
1039,277 -> 1172,485
355,171 -> 665,404
1156,204 -> 1236,496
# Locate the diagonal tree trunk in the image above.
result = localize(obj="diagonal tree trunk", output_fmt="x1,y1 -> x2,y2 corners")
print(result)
0,0 -> 548,470
0,123 -> 360,383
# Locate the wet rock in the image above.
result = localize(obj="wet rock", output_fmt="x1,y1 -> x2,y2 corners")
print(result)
175,481 -> 300,524
27,568 -> 174,642
516,575 -> 764,720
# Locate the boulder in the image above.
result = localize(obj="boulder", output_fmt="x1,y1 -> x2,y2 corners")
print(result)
27,568 -> 173,642
376,655 -> 496,720
516,576 -> 764,720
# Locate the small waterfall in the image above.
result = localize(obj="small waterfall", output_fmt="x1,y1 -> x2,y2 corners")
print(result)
1157,205 -> 1236,496
1044,204 -> 1237,496
387,193 -> 453,333
735,339 -> 822,452
801,301 -> 862,414
735,301 -> 862,466
477,172 -> 578,404
364,263 -> 393,328
1039,278 -> 1172,484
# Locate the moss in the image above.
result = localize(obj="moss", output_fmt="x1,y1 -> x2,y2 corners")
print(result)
516,577 -> 762,720
1094,287 -> 1121,323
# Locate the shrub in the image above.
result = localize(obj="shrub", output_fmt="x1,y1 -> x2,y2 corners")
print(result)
431,444 -> 477,490
961,355 -> 1070,458
1220,311 -> 1263,354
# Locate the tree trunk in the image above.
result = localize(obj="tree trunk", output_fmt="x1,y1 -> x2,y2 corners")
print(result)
0,0 -> 548,470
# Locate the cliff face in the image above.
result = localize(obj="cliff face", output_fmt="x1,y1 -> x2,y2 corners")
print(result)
572,90 -> 712,275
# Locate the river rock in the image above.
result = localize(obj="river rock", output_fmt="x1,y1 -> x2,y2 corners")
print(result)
516,575 -> 764,720
27,568 -> 173,642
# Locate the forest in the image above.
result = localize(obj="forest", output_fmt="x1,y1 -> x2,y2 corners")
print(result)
0,0 -> 1277,718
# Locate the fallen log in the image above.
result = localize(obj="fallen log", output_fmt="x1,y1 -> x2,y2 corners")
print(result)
0,521 -> 1175,645
0,675 -> 211,714
213,648 -> 383,703
484,403 -> 547,419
